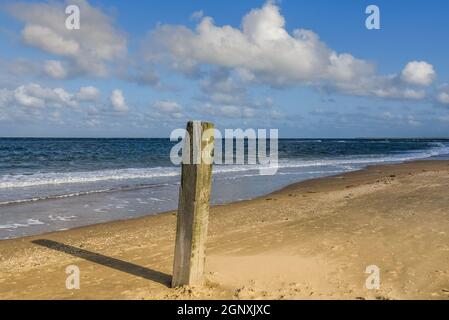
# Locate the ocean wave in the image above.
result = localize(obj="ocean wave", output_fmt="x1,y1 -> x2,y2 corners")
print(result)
0,183 -> 170,205
0,167 -> 180,189
0,143 -> 448,190
0,218 -> 44,230
48,215 -> 77,222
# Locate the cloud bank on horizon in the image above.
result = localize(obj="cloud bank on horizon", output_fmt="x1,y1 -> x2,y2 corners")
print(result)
1,0 -> 449,137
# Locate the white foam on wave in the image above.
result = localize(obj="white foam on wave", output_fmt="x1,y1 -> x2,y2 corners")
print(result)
48,215 -> 77,222
0,187 -> 113,205
0,167 -> 180,189
0,218 -> 44,230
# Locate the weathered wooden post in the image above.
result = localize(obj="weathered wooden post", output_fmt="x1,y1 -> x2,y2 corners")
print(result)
172,121 -> 215,287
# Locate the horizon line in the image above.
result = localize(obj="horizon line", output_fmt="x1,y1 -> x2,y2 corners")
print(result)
1,136 -> 449,140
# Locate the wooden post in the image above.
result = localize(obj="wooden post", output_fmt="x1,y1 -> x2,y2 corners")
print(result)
172,121 -> 214,287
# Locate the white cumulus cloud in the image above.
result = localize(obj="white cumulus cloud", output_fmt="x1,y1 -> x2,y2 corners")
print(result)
401,61 -> 436,86
436,84 -> 449,105
13,84 -> 78,108
152,100 -> 182,113
44,60 -> 69,79
438,92 -> 449,104
151,100 -> 184,119
76,86 -> 100,102
147,2 -> 436,101
0,84 -> 103,111
9,0 -> 127,77
110,89 -> 128,112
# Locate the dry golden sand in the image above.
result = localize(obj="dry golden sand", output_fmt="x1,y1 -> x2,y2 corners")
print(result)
1,160 -> 449,300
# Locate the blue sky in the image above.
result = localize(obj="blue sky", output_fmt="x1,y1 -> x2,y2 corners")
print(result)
1,0 -> 449,138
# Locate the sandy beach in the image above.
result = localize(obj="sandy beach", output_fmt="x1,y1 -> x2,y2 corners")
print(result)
1,160 -> 449,300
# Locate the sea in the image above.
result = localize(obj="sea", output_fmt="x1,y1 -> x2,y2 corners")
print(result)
1,138 -> 449,239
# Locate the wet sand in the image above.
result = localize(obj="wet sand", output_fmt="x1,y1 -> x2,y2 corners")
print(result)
1,160 -> 449,300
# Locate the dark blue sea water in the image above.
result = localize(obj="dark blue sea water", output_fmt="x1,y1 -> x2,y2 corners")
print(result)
1,138 -> 449,239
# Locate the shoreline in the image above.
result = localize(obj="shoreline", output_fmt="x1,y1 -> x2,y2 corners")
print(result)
2,137 -> 449,240
0,157 -> 442,241
1,159 -> 449,299
0,160 -> 406,241
0,167 -> 348,241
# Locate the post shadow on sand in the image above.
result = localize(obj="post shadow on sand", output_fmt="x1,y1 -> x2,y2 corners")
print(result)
32,239 -> 172,287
